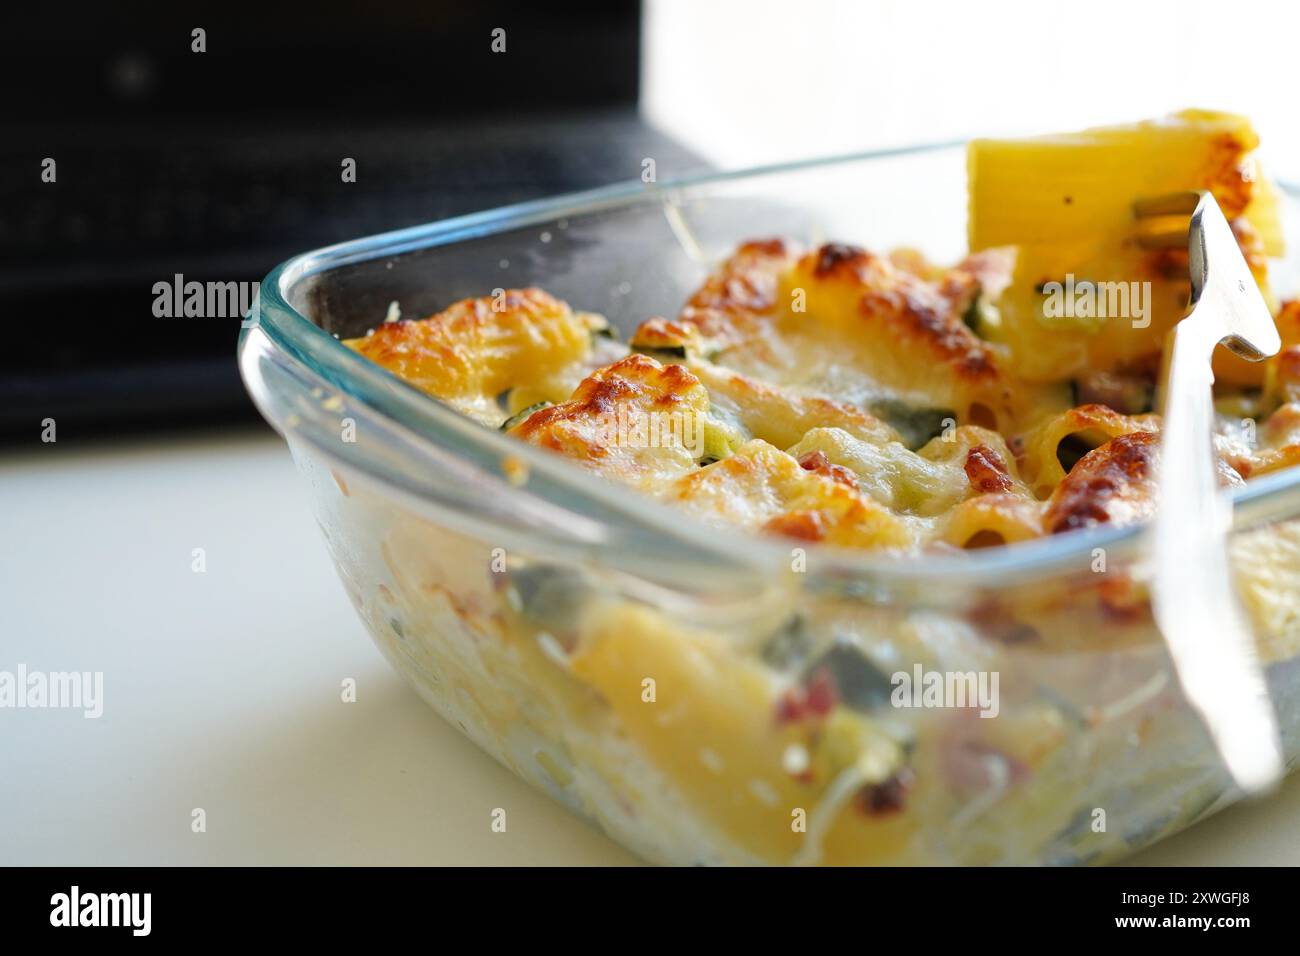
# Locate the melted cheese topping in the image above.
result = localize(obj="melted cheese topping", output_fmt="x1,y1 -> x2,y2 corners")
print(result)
506,354 -> 719,491
668,439 -> 916,549
341,111 -> 1300,560
345,262 -> 1300,557
343,287 -> 604,426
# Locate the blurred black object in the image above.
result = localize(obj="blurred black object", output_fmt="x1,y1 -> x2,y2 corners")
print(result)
0,1 -> 703,438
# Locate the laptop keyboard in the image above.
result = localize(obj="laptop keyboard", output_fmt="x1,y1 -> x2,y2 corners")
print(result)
0,110 -> 706,434
1,113 -> 701,273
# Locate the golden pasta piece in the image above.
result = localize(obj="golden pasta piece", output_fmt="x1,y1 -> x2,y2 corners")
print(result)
787,424 -> 1032,519
688,363 -> 899,450
775,242 -> 1060,433
1015,403 -> 1159,498
568,602 -> 920,865
344,288 -> 601,424
969,109 -> 1283,385
506,353 -> 731,490
627,316 -> 710,362
1263,301 -> 1300,407
669,439 -> 916,549
1043,432 -> 1162,535
1041,430 -> 1241,535
938,494 -> 1044,549
1222,402 -> 1300,480
673,238 -> 796,357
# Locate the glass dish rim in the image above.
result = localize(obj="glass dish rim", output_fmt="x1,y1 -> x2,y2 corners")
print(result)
248,140 -> 1300,590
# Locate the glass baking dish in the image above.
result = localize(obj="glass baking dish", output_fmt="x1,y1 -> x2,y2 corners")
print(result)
238,143 -> 1300,865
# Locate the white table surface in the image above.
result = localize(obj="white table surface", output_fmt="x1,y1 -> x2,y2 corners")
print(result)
3,430 -> 1298,866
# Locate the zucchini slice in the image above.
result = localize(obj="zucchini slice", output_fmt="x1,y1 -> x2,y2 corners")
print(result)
499,401 -> 552,432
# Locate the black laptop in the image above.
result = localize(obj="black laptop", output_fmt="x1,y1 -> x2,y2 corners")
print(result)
0,1 -> 703,438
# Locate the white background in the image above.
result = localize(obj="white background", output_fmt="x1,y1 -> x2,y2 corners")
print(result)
645,0 -> 1300,182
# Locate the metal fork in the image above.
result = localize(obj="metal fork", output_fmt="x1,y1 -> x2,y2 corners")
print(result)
1134,191 -> 1283,793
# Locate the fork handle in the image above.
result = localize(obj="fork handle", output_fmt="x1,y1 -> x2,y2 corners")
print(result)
1157,314 -> 1222,526
1152,311 -> 1282,792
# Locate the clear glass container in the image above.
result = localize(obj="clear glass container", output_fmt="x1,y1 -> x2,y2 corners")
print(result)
238,144 -> 1300,865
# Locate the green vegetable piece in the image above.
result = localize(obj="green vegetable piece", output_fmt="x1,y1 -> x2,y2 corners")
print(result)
500,401 -> 552,432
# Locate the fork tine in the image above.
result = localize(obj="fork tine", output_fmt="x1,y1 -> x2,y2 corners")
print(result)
1135,228 -> 1191,250
1134,190 -> 1203,249
1133,190 -> 1203,218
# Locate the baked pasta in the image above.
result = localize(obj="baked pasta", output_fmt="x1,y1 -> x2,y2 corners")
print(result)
330,110 -> 1300,865
346,111 -> 1299,557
